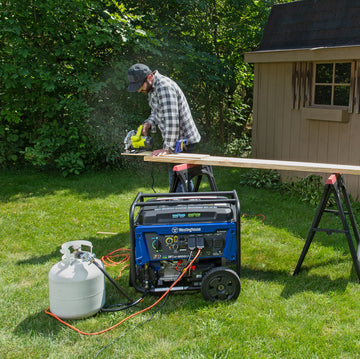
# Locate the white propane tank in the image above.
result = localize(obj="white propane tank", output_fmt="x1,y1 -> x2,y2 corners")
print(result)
48,240 -> 106,319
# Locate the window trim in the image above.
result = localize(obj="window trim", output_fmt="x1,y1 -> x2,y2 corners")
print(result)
311,61 -> 353,110
300,107 -> 349,123
292,60 -> 360,116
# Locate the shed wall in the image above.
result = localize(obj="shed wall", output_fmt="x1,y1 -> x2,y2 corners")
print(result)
252,62 -> 360,198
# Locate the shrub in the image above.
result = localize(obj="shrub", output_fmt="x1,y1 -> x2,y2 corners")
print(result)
239,168 -> 281,189
24,121 -> 88,176
282,174 -> 325,206
0,0 -> 146,172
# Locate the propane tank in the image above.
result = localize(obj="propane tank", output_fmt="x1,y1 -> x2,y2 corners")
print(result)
48,240 -> 106,319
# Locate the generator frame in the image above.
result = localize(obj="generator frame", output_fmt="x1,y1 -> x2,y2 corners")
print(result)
129,191 -> 241,301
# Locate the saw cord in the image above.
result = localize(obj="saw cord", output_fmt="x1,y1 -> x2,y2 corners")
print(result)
150,163 -> 156,193
45,248 -> 202,336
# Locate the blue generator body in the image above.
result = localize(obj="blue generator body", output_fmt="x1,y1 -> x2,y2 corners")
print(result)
129,191 -> 241,301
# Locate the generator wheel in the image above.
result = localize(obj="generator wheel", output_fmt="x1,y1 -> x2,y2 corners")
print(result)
201,267 -> 240,302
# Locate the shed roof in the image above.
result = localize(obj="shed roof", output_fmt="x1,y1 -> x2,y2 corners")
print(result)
259,0 -> 360,51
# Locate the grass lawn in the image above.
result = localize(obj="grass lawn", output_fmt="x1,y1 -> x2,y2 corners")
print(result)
1,163 -> 360,358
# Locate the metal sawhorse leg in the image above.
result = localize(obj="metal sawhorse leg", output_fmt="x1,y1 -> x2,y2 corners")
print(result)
293,173 -> 360,281
170,164 -> 218,192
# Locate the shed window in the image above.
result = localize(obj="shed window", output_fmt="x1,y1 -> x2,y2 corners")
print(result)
313,62 -> 351,107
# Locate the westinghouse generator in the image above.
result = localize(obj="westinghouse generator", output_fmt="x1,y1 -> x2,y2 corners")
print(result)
129,191 -> 241,301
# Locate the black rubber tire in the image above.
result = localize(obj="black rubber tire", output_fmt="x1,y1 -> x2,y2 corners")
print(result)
201,267 -> 241,302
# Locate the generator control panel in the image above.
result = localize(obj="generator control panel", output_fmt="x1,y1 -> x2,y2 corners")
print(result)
147,231 -> 226,259
134,223 -> 237,265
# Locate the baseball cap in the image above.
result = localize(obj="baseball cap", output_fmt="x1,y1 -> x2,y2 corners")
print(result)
127,63 -> 151,92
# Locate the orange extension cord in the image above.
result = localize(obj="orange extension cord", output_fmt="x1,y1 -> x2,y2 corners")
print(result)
100,248 -> 131,280
45,248 -> 202,336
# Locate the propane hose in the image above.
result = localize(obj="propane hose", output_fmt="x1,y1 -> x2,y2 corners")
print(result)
100,292 -> 147,312
77,250 -> 134,303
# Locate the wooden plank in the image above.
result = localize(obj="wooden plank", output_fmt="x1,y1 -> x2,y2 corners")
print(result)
121,151 -> 153,157
122,152 -> 211,160
144,153 -> 360,175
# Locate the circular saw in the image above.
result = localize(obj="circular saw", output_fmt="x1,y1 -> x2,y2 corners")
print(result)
124,125 -> 154,153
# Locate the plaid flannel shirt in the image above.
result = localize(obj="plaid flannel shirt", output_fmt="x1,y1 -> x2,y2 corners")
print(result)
145,71 -> 201,151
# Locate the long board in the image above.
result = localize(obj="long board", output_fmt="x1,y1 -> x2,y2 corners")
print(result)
142,153 -> 360,176
122,151 -> 153,157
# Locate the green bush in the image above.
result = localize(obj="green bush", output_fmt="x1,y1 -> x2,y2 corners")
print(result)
0,0 -> 146,172
239,171 -> 328,207
0,123 -> 27,166
239,168 -> 281,189
282,174 -> 325,206
55,152 -> 85,176
224,133 -> 252,158
24,121 -> 88,176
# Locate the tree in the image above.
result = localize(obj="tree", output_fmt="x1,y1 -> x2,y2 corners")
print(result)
122,0 -> 288,152
0,0 -> 146,172
0,0 -> 292,173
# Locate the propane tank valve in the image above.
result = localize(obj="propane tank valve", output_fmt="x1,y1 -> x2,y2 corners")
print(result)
76,250 -> 96,264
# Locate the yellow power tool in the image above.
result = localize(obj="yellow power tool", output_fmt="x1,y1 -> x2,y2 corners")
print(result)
124,125 -> 154,153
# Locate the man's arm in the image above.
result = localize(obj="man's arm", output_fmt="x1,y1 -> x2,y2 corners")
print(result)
141,112 -> 156,136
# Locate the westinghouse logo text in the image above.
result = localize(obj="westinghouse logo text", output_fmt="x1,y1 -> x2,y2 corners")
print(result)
172,227 -> 202,233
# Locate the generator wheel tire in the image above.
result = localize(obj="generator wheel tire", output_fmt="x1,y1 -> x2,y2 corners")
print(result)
201,267 -> 241,302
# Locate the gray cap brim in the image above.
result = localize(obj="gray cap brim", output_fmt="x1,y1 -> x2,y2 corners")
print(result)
127,80 -> 144,92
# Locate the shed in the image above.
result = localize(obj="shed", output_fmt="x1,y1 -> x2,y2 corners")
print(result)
244,0 -> 360,198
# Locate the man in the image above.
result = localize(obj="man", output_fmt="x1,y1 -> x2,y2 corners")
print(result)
127,63 -> 201,157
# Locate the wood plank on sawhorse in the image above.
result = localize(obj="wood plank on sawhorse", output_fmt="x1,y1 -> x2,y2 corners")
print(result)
143,153 -> 360,175
293,173 -> 360,281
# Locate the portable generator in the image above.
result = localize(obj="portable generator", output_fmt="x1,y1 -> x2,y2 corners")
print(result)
129,191 -> 241,301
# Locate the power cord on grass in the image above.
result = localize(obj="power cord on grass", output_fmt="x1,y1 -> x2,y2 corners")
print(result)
45,248 -> 202,336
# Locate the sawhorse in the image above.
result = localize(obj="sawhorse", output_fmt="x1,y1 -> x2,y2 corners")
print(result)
170,164 -> 218,192
293,173 -> 360,281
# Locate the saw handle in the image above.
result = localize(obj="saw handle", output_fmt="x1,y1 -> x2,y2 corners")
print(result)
131,125 -> 143,142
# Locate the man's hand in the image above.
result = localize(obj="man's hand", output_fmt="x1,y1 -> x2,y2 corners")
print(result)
152,149 -> 171,156
141,122 -> 151,136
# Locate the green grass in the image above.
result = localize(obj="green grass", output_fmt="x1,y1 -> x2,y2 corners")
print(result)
1,165 -> 360,358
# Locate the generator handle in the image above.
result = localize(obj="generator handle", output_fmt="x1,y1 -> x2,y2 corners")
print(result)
129,191 -> 144,290
132,191 -> 239,208
233,190 -> 241,276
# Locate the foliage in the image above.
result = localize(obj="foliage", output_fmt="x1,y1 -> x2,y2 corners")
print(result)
1,0 -> 294,174
0,121 -> 26,166
239,171 -> 329,207
0,0 -> 147,170
224,132 -> 252,158
239,168 -> 281,189
23,120 -> 88,176
282,174 -> 326,207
